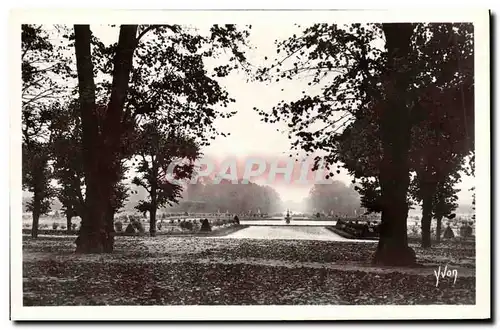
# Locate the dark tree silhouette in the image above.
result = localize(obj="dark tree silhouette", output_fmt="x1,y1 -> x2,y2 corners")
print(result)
22,24 -> 71,237
73,25 -> 138,253
306,180 -> 361,216
178,179 -> 282,214
22,141 -> 55,237
432,179 -> 459,243
339,25 -> 473,249
255,23 -> 417,265
51,101 -> 85,233
256,22 -> 473,265
73,24 -> 250,252
372,23 -> 416,265
132,122 -> 200,236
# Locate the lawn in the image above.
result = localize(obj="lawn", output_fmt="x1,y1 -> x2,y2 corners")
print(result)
22,233 -> 475,306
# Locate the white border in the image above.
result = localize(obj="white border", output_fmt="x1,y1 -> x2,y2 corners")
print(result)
9,9 -> 491,321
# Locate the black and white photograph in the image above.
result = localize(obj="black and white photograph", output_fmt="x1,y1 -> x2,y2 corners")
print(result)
9,8 -> 491,321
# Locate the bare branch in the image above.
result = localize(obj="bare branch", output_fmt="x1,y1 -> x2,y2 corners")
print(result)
136,24 -> 179,43
22,87 -> 60,108
136,25 -> 157,43
312,113 -> 352,135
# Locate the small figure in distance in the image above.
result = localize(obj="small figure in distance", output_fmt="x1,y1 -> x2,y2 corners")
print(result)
285,210 -> 291,224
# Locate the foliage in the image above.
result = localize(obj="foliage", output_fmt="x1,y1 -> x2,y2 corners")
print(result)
353,179 -> 383,214
255,23 -> 388,173
50,100 -> 85,219
132,220 -> 145,233
110,163 -> 130,214
51,98 -> 130,219
22,24 -> 72,113
179,179 -> 282,214
254,23 -> 473,258
22,141 -> 56,216
306,180 -> 362,216
89,24 -> 252,147
22,24 -> 73,234
132,122 -> 201,217
256,23 -> 473,215
69,24 -> 251,250
114,221 -> 123,233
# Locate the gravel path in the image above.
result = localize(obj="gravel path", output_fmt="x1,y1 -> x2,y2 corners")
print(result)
22,235 -> 475,305
240,220 -> 337,226
224,225 -> 374,242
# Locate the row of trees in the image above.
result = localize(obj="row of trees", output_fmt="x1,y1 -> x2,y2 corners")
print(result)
256,23 -> 474,265
22,24 -> 251,247
179,178 -> 282,214
305,181 -> 362,216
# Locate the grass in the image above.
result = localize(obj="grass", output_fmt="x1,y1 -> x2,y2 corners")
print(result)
23,234 -> 475,306
22,224 -> 248,238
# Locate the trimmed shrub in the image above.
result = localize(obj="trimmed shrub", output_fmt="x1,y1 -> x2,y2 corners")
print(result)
132,220 -> 145,233
125,223 -> 136,234
52,222 -> 59,230
443,225 -> 455,239
200,219 -> 212,232
115,221 -> 123,232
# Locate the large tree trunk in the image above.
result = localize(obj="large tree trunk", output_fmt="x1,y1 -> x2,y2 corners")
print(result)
149,208 -> 157,237
373,23 -> 416,266
149,156 -> 158,237
104,204 -> 115,253
73,25 -> 137,253
31,207 -> 40,238
31,190 -> 41,238
436,215 -> 443,243
66,214 -> 73,234
74,24 -> 106,253
421,192 -> 433,248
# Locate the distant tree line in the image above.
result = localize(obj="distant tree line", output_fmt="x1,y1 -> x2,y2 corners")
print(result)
305,180 -> 363,217
171,179 -> 283,215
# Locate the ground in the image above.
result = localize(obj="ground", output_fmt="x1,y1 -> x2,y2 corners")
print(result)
23,225 -> 475,306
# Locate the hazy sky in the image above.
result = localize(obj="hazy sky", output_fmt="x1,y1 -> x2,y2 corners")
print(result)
92,24 -> 475,204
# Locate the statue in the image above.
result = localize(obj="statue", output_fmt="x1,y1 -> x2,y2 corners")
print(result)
285,210 -> 291,224
443,224 -> 455,239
